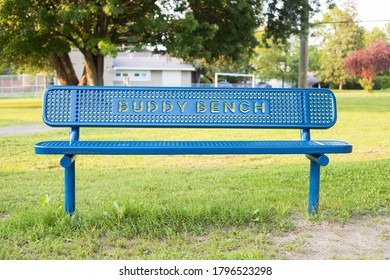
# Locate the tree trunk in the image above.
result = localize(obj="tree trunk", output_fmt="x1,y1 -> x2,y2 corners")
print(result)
61,53 -> 79,85
195,68 -> 201,84
96,54 -> 104,86
83,51 -> 99,86
98,3 -> 107,86
78,66 -> 88,86
339,83 -> 343,90
81,50 -> 105,86
51,54 -> 79,85
51,51 -> 105,86
51,55 -> 68,85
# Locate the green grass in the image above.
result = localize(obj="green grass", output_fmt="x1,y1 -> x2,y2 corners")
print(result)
0,91 -> 389,259
0,98 -> 42,127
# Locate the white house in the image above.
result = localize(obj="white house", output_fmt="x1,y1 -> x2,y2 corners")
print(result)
69,50 -> 195,86
112,52 -> 195,86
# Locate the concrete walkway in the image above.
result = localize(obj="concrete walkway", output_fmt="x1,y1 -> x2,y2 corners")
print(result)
0,124 -> 61,136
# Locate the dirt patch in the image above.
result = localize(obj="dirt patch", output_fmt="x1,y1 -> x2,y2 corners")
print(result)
274,215 -> 390,259
0,212 -> 10,220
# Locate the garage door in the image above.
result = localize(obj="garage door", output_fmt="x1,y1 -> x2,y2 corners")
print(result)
162,71 -> 181,86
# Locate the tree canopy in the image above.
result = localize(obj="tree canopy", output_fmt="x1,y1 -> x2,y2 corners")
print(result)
5,0 -> 382,89
161,0 -> 263,62
0,0 -> 170,85
251,31 -> 299,87
345,40 -> 390,91
0,0 -> 263,85
262,0 -> 322,44
363,27 -> 388,47
317,4 -> 363,89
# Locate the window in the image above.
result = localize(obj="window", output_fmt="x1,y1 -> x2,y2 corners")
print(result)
131,71 -> 151,82
113,71 -> 151,82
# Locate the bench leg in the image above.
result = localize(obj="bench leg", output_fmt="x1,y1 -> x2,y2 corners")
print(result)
308,160 -> 320,214
307,154 -> 329,215
60,155 -> 76,215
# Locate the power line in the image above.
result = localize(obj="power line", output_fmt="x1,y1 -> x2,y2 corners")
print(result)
313,19 -> 390,25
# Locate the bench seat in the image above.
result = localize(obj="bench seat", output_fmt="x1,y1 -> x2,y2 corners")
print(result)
35,140 -> 352,155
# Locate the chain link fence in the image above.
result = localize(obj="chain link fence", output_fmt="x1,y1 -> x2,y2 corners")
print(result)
0,74 -> 49,97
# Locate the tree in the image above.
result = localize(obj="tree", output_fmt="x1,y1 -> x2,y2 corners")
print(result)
345,40 -> 390,91
363,27 -> 387,46
251,32 -> 299,87
262,0 -> 327,87
317,4 -> 363,89
0,0 -> 165,85
162,1 -> 263,62
0,0 -> 263,86
262,0 -> 323,44
308,45 -> 321,72
386,23 -> 390,42
160,0 -> 263,84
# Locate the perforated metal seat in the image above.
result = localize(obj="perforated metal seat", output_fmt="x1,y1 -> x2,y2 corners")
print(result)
36,140 -> 352,155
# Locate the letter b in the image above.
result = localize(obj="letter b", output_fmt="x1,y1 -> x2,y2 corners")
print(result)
118,100 -> 128,113
196,101 -> 206,113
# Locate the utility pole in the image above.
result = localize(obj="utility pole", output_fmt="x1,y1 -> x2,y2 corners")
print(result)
298,1 -> 310,88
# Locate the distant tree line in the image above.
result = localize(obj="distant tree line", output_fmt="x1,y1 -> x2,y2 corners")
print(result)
251,1 -> 390,91
1,0 -> 389,90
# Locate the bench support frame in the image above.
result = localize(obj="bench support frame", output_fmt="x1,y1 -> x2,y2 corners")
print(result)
309,160 -> 321,214
59,153 -> 328,215
301,129 -> 328,215
57,128 -> 330,216
59,128 -> 79,214
63,159 -> 76,214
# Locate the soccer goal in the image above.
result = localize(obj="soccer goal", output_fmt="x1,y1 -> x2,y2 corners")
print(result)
214,72 -> 255,88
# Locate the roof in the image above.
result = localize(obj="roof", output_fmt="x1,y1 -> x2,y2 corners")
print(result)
112,52 -> 196,71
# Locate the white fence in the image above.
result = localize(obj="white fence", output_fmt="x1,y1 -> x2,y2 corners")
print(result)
0,74 -> 48,97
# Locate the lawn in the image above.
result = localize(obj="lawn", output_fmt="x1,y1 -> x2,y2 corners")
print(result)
0,90 -> 389,259
0,98 -> 42,127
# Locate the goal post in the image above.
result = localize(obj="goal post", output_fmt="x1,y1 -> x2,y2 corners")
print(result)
214,72 -> 255,88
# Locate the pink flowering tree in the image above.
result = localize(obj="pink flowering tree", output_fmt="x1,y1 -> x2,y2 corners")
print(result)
345,40 -> 390,91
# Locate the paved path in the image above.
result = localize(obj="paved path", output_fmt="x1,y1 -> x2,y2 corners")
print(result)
0,124 -> 61,136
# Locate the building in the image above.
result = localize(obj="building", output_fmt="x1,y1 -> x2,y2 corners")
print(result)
112,52 -> 195,86
69,50 -> 195,86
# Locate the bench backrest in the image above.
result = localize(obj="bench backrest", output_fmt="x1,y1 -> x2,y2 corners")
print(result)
42,86 -> 337,129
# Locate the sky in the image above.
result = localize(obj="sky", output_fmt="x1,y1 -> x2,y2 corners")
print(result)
346,0 -> 389,30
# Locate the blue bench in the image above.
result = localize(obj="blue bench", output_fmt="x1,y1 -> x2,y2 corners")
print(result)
35,86 -> 352,215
